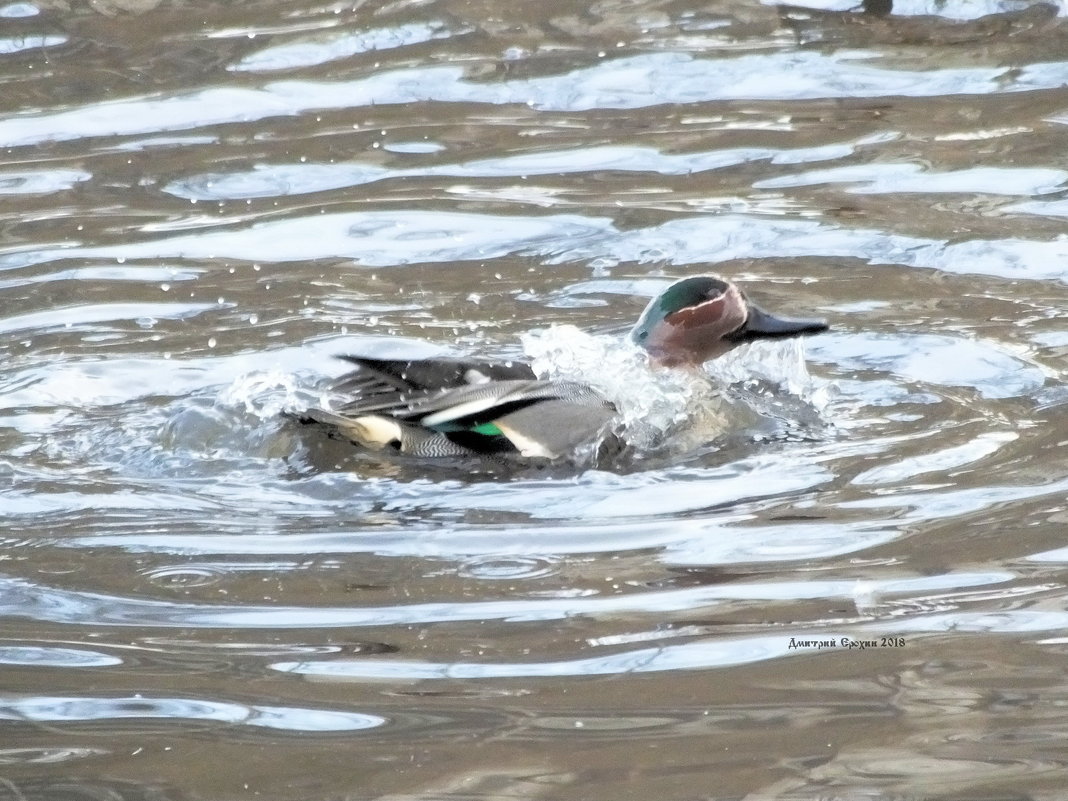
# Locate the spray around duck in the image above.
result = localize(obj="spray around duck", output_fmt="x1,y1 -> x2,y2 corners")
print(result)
293,276 -> 828,462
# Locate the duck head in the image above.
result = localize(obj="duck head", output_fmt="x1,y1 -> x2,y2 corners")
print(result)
630,276 -> 829,367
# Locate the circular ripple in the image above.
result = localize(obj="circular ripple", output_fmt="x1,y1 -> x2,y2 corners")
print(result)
141,565 -> 226,588
457,556 -> 557,581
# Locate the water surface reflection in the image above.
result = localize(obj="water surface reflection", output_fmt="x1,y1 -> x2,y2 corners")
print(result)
5,0 -> 1068,798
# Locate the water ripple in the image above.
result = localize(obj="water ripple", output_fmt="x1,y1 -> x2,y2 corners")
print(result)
16,210 -> 615,268
457,556 -> 558,581
0,646 -> 122,668
0,33 -> 65,54
272,634 -> 805,679
2,2 -> 1068,793
163,141 -> 862,201
9,208 -> 1068,285
852,431 -> 1018,485
0,168 -> 90,195
231,21 -> 463,72
808,332 -> 1046,399
755,163 -> 1067,195
0,4 -> 40,18
0,747 -> 108,765
3,51 -> 1068,147
0,301 -> 223,337
0,694 -> 384,732
775,0 -> 1064,20
0,571 -> 1011,629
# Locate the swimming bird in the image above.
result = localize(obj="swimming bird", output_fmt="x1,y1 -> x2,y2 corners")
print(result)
295,276 -> 828,461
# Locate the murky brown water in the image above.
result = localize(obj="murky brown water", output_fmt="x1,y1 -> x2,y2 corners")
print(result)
5,0 -> 1068,798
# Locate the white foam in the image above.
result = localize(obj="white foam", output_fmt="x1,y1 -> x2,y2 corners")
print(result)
217,370 -> 304,419
521,326 -> 829,455
708,337 -> 827,404
521,325 -> 731,453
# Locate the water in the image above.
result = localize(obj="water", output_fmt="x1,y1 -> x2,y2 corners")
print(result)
4,0 -> 1068,797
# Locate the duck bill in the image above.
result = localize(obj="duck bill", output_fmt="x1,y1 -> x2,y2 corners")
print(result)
728,302 -> 829,343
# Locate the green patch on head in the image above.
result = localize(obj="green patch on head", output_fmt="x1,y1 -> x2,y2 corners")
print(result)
631,276 -> 728,345
658,277 -> 720,311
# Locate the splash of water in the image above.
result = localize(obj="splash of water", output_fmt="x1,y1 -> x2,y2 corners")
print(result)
521,325 -> 828,456
520,325 -> 729,454
217,370 -> 305,419
709,337 -> 829,406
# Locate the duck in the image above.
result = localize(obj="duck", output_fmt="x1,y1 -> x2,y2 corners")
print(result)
295,276 -> 828,461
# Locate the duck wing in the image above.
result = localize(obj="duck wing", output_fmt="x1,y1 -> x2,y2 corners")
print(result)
421,379 -> 618,458
493,397 -> 619,459
302,376 -> 616,459
398,379 -> 606,426
331,355 -> 535,400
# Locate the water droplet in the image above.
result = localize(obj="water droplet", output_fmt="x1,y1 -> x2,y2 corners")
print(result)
208,337 -> 217,348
